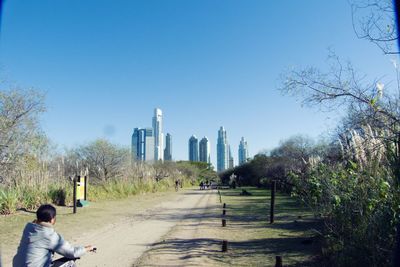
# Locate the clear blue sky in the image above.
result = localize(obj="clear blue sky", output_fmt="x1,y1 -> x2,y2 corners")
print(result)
0,0 -> 397,167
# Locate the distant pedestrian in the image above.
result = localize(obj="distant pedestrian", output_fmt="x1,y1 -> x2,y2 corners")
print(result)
175,180 -> 179,191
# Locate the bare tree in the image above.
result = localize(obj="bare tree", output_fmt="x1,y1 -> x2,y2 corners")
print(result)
68,139 -> 129,181
351,0 -> 398,54
0,89 -> 46,184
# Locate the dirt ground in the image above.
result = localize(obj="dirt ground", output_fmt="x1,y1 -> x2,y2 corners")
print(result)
1,189 -> 218,267
1,188 -> 319,267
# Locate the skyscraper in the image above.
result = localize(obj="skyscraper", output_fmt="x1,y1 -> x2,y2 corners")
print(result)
164,133 -> 172,161
188,135 -> 199,162
228,145 -> 234,169
152,108 -> 164,161
199,136 -> 210,164
217,126 -> 229,172
131,128 -> 155,162
238,137 -> 249,165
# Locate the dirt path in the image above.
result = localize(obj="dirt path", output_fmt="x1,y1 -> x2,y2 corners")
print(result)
2,188 -> 319,266
70,189 -> 217,267
136,189 -> 223,266
1,189 -> 217,267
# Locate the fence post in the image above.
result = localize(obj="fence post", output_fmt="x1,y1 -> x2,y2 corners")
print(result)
275,256 -> 282,267
270,180 -> 276,224
73,177 -> 77,214
84,175 -> 88,201
222,240 -> 228,252
222,219 -> 226,227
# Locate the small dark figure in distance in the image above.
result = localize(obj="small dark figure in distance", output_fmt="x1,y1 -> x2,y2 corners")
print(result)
240,189 -> 252,196
175,180 -> 179,191
13,204 -> 96,267
199,181 -> 204,190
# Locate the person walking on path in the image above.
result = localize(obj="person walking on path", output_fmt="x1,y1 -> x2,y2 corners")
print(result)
13,204 -> 95,267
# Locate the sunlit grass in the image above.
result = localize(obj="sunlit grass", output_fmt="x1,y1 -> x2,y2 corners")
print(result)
216,187 -> 321,266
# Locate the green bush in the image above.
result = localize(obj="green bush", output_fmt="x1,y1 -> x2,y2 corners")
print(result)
0,188 -> 19,215
48,187 -> 67,206
290,162 -> 400,266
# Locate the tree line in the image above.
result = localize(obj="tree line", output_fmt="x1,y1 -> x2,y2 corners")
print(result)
0,88 -> 217,214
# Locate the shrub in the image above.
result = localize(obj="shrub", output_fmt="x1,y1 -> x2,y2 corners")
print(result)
0,188 -> 18,215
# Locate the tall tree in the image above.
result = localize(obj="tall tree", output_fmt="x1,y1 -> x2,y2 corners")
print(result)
0,89 -> 46,184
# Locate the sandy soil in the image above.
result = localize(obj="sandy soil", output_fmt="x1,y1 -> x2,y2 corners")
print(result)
135,190 -> 225,267
1,189 -> 218,267
76,189 -> 217,267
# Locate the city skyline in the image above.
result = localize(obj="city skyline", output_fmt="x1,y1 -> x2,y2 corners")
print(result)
1,1 -> 396,168
131,107 -> 250,169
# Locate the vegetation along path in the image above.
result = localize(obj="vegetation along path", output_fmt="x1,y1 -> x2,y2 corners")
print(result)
1,188 -> 319,266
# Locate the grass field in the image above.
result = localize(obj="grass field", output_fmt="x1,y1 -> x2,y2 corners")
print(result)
215,187 -> 321,266
137,187 -> 322,266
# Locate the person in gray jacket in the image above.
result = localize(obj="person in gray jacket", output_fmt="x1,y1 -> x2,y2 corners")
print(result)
13,204 -> 95,267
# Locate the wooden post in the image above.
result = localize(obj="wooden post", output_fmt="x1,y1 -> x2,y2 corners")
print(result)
73,177 -> 77,214
222,219 -> 226,227
270,180 -> 276,224
222,240 -> 228,252
275,256 -> 282,267
84,175 -> 88,201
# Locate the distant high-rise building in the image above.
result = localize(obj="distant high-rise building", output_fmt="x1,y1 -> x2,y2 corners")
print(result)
188,135 -> 199,162
131,128 -> 155,162
228,145 -> 234,169
164,133 -> 172,161
217,126 -> 229,172
152,108 -> 164,161
238,137 -> 249,165
199,137 -> 210,164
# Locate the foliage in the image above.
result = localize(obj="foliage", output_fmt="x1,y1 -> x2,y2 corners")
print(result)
0,89 -> 47,186
65,139 -> 130,181
219,137 -> 328,189
176,161 -> 218,184
290,159 -> 399,266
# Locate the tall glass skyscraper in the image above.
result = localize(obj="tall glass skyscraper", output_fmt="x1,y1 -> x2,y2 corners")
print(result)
164,133 -> 172,161
217,126 -> 229,172
152,108 -> 164,161
199,136 -> 210,164
238,137 -> 249,165
188,135 -> 199,162
131,128 -> 155,162
228,145 -> 234,169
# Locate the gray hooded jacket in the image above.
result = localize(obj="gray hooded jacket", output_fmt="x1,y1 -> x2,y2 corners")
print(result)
13,222 -> 85,267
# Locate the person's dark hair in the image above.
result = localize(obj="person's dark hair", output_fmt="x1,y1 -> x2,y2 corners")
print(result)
36,204 -> 56,222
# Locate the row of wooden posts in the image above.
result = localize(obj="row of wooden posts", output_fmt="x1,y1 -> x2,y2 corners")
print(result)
217,180 -> 282,267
